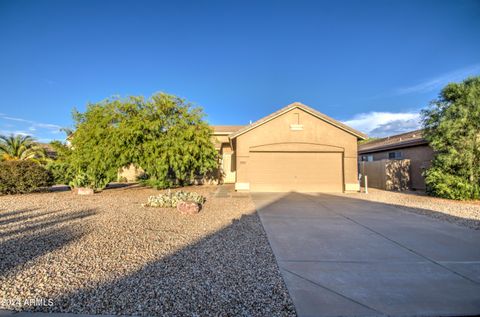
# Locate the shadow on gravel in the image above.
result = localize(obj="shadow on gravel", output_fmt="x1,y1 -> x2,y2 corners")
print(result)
45,210 -> 296,316
49,183 -> 136,193
0,208 -> 96,276
0,209 -> 69,226
5,191 -> 480,316
0,208 -> 37,219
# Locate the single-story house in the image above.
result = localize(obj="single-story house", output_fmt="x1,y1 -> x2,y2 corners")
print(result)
358,130 -> 434,190
212,102 -> 366,192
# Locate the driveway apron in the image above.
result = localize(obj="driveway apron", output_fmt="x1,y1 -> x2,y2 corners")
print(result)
252,192 -> 480,317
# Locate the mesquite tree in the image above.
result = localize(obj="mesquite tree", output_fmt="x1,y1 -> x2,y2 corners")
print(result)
70,93 -> 218,189
421,76 -> 480,200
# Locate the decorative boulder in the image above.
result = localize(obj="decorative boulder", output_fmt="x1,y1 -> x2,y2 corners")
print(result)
76,187 -> 94,195
177,201 -> 200,214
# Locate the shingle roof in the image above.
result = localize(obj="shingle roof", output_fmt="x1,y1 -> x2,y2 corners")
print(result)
358,129 -> 428,153
211,125 -> 245,134
229,102 -> 367,140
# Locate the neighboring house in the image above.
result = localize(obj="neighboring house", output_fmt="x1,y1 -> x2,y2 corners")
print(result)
39,143 -> 57,159
212,102 -> 366,192
358,130 -> 434,190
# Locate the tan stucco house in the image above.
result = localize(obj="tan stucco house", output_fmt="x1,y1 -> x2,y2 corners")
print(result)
212,102 -> 367,192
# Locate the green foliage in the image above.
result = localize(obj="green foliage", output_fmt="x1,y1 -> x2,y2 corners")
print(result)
421,76 -> 480,200
46,161 -> 75,185
139,178 -> 175,190
0,134 -> 46,162
67,171 -> 110,190
49,140 -> 72,160
46,141 -> 75,184
69,172 -> 89,188
0,160 -> 53,194
424,168 -> 480,200
70,93 -> 218,189
144,190 -> 206,208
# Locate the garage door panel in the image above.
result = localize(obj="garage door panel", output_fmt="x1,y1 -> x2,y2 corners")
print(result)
249,152 -> 343,192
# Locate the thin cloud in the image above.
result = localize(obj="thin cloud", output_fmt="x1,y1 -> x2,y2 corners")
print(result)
0,129 -> 30,137
0,114 -> 62,131
1,116 -> 31,123
396,64 -> 480,95
0,114 -> 63,142
343,111 -> 422,138
35,122 -> 63,130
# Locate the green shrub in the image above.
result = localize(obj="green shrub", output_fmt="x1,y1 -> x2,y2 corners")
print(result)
144,190 -> 206,208
139,177 -> 175,190
425,168 -> 480,200
46,161 -> 75,185
68,171 -> 110,190
0,160 -> 53,194
69,172 -> 90,188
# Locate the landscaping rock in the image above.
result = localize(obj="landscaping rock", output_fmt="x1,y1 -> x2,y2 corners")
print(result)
0,185 -> 296,316
176,201 -> 200,214
347,188 -> 480,230
76,187 -> 94,195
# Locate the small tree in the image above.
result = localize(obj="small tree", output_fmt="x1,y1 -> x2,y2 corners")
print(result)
70,93 -> 218,189
421,76 -> 480,200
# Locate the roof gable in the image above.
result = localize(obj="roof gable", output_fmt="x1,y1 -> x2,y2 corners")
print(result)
229,102 -> 367,140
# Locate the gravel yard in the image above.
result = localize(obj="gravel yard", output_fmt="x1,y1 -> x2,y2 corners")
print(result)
0,185 -> 296,316
346,188 -> 480,230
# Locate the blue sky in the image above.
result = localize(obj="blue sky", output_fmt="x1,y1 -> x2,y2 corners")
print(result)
0,0 -> 479,142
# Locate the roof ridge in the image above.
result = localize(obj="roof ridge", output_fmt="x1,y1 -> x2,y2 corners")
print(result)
362,129 -> 424,145
229,102 -> 367,140
359,129 -> 427,152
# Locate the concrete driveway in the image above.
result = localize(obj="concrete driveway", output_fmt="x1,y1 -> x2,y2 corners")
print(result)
252,192 -> 480,317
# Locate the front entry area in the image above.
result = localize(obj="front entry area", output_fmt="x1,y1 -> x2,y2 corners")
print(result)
248,152 -> 343,192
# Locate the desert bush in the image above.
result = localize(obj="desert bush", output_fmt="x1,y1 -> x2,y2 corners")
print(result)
425,168 -> 480,200
144,190 -> 206,208
69,171 -> 110,190
46,161 -> 75,185
69,172 -> 90,188
0,160 -> 53,194
139,177 -> 175,190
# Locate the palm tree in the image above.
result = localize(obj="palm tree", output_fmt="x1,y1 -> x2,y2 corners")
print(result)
0,134 -> 46,161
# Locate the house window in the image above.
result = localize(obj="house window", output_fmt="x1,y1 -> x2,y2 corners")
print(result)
388,151 -> 402,159
361,155 -> 373,162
